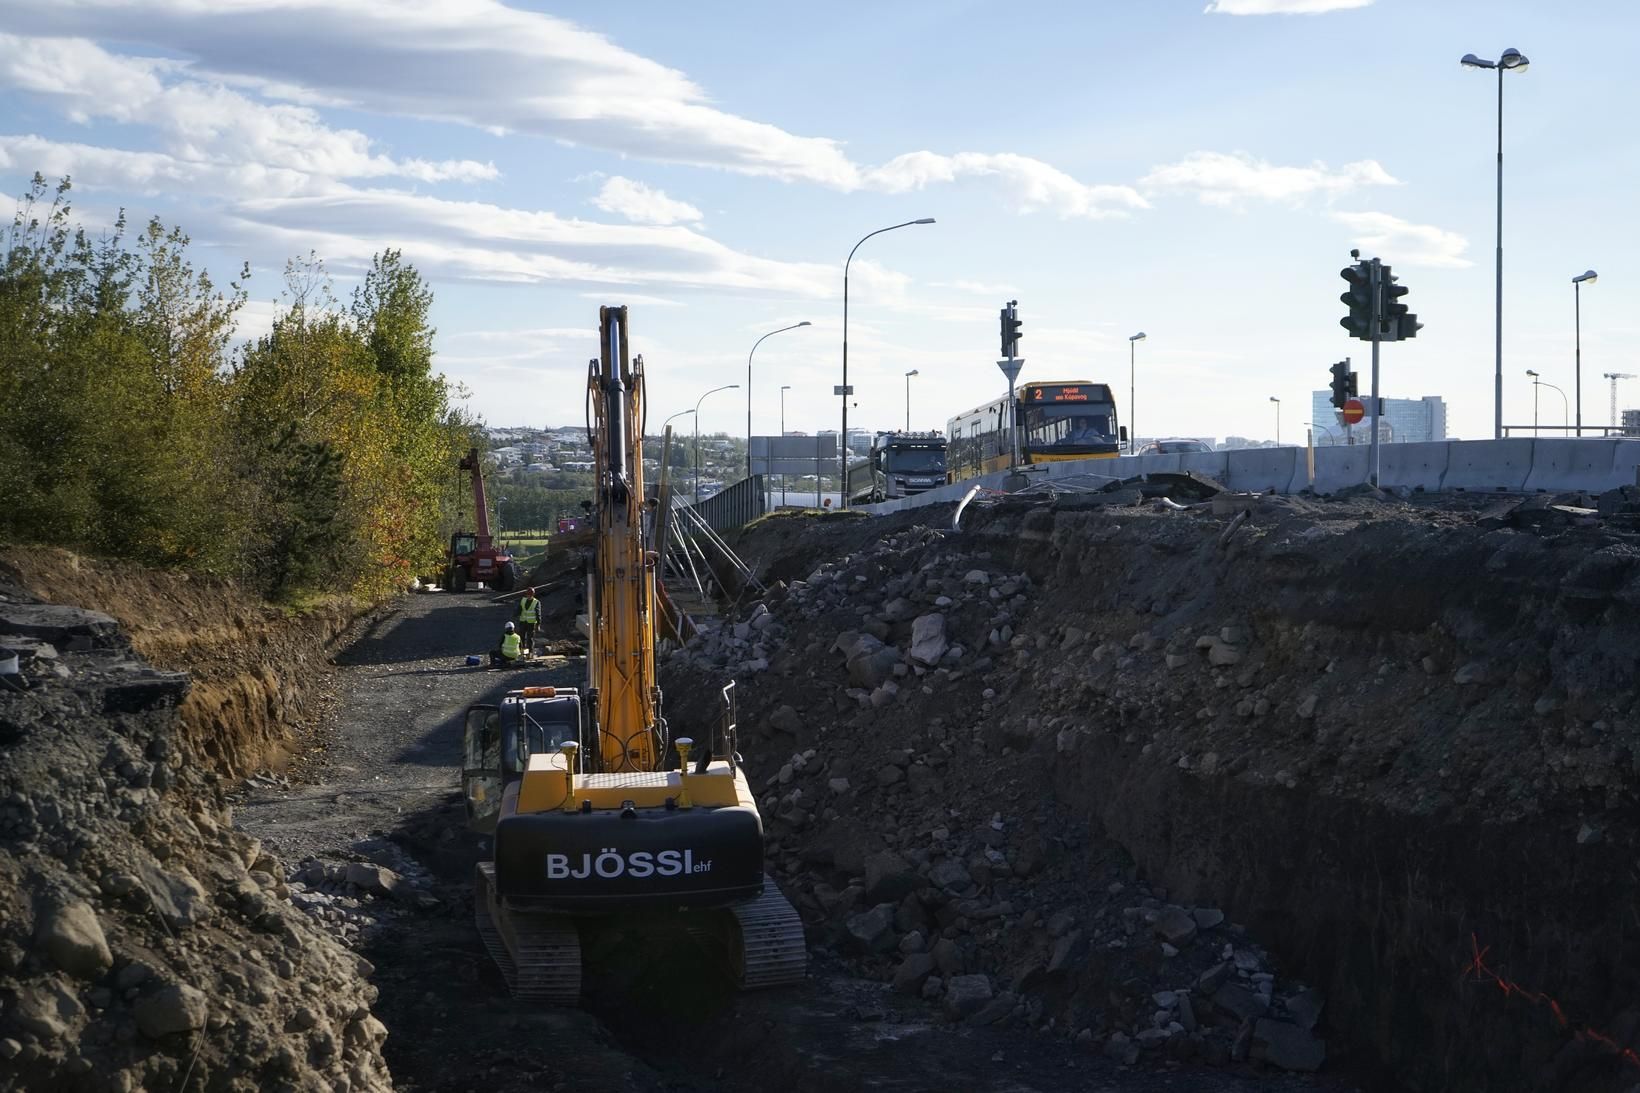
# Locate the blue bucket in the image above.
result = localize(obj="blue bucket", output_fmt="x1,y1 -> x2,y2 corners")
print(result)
465,655 -> 483,667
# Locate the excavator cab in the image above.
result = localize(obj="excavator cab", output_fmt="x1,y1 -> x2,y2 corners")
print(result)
461,704 -> 503,832
462,689 -> 585,832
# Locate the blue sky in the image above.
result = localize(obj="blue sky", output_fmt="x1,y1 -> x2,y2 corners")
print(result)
2,0 -> 1635,442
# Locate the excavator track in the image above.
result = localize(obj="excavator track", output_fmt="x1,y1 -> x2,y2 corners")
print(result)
475,863 -> 581,1004
732,876 -> 807,991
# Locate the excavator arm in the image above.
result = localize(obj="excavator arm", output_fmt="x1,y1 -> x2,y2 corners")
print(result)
585,306 -> 661,772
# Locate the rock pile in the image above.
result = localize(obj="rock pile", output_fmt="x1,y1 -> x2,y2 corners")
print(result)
667,524 -> 1326,1072
0,590 -> 393,1091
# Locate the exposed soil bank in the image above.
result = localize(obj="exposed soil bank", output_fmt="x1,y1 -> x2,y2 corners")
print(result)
970,499 -> 1640,1091
664,499 -> 1640,1092
2,546 -> 371,778
0,554 -> 392,1091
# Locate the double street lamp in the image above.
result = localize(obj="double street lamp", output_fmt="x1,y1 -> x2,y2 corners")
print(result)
692,384 -> 738,503
1460,46 -> 1530,440
841,218 -> 935,507
746,321 -> 811,479
1573,270 -> 1598,436
904,369 -> 919,431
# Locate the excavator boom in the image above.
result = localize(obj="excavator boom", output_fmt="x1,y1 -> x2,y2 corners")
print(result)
586,306 -> 660,773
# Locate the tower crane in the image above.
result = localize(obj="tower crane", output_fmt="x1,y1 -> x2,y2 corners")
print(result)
1604,372 -> 1637,430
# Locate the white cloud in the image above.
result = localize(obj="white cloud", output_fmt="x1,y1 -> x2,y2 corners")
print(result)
0,133 -> 841,296
0,7 -> 1136,215
1204,0 -> 1373,13
0,33 -> 496,186
1141,151 -> 1397,206
0,4 -> 859,187
591,177 -> 701,226
866,151 -> 1148,219
1331,211 -> 1472,268
0,134 -> 332,199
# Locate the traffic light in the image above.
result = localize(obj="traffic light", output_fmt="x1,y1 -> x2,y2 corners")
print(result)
1339,262 -> 1374,340
1329,360 -> 1350,409
1380,264 -> 1421,340
999,301 -> 1023,357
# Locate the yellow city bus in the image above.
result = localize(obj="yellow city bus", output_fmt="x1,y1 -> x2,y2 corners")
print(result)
947,380 -> 1125,482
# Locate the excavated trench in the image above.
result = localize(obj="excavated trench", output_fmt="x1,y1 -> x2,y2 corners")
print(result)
11,493 -> 1637,1093
652,501 -> 1640,1093
931,501 -> 1640,1091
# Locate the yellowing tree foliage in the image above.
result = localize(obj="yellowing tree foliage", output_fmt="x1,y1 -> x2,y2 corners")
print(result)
0,175 -> 478,598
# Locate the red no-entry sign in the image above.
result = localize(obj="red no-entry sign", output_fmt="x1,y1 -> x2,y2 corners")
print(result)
1341,398 -> 1366,425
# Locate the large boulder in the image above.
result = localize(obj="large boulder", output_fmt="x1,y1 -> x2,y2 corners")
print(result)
943,974 -> 993,1020
134,982 -> 208,1038
862,851 -> 918,903
908,613 -> 949,667
37,901 -> 112,980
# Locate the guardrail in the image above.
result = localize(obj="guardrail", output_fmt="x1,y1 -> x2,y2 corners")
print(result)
860,438 -> 1640,516
677,474 -> 769,533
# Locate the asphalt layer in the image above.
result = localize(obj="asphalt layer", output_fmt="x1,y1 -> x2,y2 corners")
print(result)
238,590 -> 1367,1093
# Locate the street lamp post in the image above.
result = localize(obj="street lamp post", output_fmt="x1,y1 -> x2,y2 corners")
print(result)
1573,270 -> 1598,436
1461,46 -> 1530,440
693,384 -> 738,504
1128,332 -> 1146,454
1269,396 -> 1281,446
1306,421 -> 1339,446
904,369 -> 919,431
779,385 -> 791,507
661,408 -> 695,487
1527,370 -> 1569,435
841,218 -> 935,508
746,321 -> 812,479
1526,369 -> 1541,435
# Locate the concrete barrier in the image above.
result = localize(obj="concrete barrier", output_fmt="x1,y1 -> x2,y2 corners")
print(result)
1309,446 -> 1369,494
858,438 -> 1640,517
1177,452 -> 1232,481
1223,448 -> 1301,493
1612,442 -> 1640,488
1523,439 -> 1619,493
1443,439 -> 1533,492
1376,442 -> 1451,493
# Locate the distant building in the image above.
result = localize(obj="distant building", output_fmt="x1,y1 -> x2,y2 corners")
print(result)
1308,392 -> 1447,444
1622,409 -> 1640,437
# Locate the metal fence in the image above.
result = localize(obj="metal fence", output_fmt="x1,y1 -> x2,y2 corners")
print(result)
677,474 -> 768,533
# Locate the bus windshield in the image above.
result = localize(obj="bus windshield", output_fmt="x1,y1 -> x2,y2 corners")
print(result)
884,448 -> 947,474
1024,404 -> 1117,447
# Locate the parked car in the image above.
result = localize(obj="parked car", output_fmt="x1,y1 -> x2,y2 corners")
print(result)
1135,438 -> 1213,455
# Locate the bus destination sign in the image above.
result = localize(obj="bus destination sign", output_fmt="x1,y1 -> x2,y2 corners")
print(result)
1033,385 -> 1091,403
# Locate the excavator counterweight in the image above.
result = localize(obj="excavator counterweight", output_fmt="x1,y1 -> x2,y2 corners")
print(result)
460,306 -> 805,1005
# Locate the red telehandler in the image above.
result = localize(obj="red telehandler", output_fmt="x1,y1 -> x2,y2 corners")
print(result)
445,448 -> 519,593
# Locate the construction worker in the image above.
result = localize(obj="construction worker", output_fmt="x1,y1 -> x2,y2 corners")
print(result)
491,622 -> 523,668
514,587 -> 540,658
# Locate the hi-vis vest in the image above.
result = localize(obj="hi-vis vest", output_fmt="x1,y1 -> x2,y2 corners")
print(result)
517,598 -> 539,624
500,632 -> 522,658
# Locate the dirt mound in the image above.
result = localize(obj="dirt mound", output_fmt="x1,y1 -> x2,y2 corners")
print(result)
660,492 -> 1640,1091
0,581 -> 392,1091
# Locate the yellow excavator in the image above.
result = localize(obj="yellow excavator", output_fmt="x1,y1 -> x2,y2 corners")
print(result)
460,305 -> 805,1003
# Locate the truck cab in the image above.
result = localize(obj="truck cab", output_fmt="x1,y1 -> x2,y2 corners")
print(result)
849,431 -> 948,504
